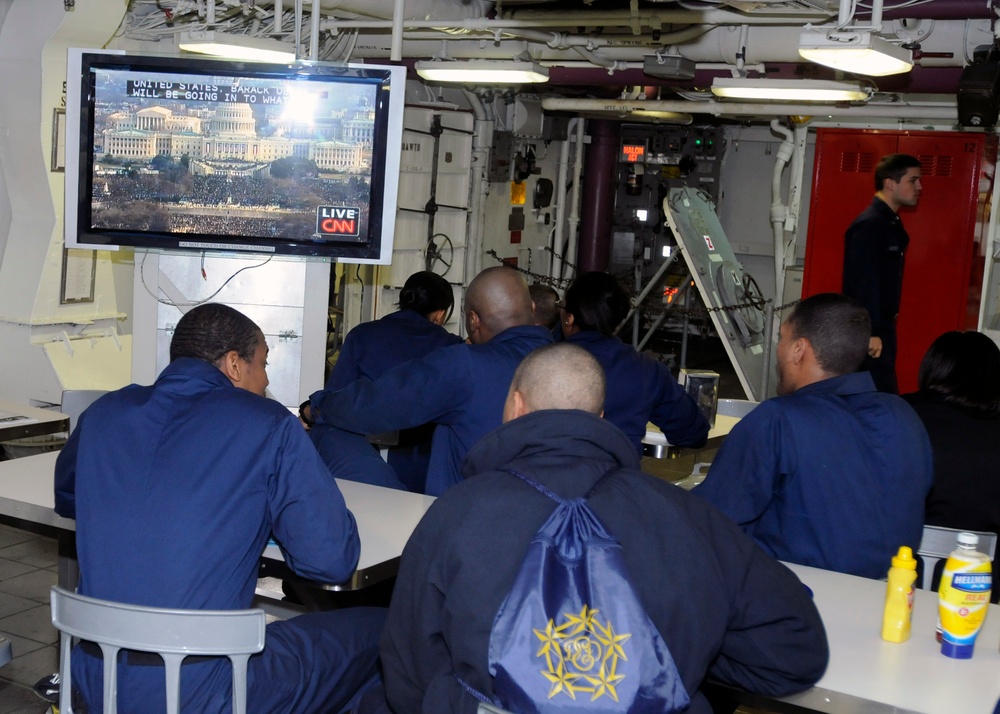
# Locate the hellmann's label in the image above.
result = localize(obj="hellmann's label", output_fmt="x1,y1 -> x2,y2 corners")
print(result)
951,574 -> 992,592
939,559 -> 992,657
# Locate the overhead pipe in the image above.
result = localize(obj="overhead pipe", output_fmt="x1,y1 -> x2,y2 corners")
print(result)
564,118 -> 586,282
877,1 -> 992,20
492,27 -> 713,49
544,65 -> 966,93
870,0 -> 885,31
462,90 -> 492,283
550,119 -> 575,280
341,19 -> 982,68
320,11 -> 838,31
303,0 -> 493,22
498,9 -> 836,25
572,46 -> 625,71
294,0 -> 304,59
272,0 -> 283,35
390,0 -> 405,61
577,121 -> 619,274
318,18 -> 982,76
541,96 -> 958,120
784,123 -> 809,287
769,119 -> 795,306
310,0 -> 321,59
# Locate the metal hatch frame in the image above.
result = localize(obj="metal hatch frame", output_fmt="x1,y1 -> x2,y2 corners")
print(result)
663,186 -> 772,400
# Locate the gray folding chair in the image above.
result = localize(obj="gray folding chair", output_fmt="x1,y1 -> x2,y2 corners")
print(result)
60,390 -> 109,435
916,525 -> 997,591
50,586 -> 265,714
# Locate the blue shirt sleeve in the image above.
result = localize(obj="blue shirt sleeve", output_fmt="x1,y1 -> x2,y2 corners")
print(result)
693,404 -> 786,527
310,346 -> 473,435
267,416 -> 361,583
650,362 -> 710,448
54,412 -> 84,519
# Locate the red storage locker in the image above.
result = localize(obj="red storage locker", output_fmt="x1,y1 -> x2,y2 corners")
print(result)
802,129 -> 995,394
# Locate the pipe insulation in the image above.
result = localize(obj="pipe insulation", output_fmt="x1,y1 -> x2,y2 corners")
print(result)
769,119 -> 794,306
329,20 -> 986,69
541,97 -> 958,120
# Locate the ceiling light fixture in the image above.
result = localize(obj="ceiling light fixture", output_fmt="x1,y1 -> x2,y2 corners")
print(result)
414,60 -> 549,84
711,77 -> 871,102
798,30 -> 913,77
178,31 -> 297,63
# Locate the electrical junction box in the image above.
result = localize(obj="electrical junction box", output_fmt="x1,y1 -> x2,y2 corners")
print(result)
512,96 -> 546,139
642,55 -> 696,81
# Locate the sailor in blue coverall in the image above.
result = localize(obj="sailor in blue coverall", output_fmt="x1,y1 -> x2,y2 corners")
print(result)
381,344 -> 828,713
313,271 -> 462,493
54,304 -> 383,714
694,294 -> 932,580
560,271 -> 709,454
309,267 -> 552,496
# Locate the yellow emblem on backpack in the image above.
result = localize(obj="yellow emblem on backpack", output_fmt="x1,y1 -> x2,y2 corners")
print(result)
534,604 -> 632,702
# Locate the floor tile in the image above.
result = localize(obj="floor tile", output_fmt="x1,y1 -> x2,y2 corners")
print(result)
0,643 -> 57,688
0,606 -> 57,646
7,705 -> 51,714
0,527 -> 38,551
0,679 -> 49,714
0,571 -> 57,605
0,541 -> 57,570
0,593 -> 44,621
0,559 -> 38,583
1,632 -> 47,660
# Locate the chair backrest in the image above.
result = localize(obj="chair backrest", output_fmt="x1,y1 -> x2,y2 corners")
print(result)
916,525 -> 998,591
60,390 -> 108,434
50,586 -> 265,714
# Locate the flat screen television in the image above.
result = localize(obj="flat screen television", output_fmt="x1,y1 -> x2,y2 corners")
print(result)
65,48 -> 405,263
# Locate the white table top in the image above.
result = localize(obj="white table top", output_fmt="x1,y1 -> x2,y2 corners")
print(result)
642,398 -> 755,448
0,399 -> 69,443
0,451 -> 75,530
0,451 -> 435,588
781,562 -> 1000,714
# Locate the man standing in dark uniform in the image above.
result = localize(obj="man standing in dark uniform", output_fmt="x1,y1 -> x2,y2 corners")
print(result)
842,153 -> 922,393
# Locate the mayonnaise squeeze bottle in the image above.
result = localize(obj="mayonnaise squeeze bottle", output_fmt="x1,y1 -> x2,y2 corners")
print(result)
882,546 -> 917,643
938,531 -> 992,659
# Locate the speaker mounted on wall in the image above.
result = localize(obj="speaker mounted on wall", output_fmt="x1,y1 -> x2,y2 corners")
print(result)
958,58 -> 1000,128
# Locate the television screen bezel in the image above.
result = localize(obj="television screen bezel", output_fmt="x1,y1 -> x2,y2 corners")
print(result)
65,48 -> 405,264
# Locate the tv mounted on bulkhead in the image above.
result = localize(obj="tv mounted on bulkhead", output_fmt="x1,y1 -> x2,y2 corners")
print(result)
64,48 -> 405,264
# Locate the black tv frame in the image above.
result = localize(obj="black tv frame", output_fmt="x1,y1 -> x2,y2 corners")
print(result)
65,48 -> 405,264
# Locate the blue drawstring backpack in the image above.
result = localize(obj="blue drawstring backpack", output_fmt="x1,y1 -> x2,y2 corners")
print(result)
462,469 -> 690,713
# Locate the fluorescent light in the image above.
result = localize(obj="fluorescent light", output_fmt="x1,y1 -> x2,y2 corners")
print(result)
415,60 -> 549,84
711,77 -> 870,102
636,209 -> 649,221
798,30 -> 913,77
179,31 -> 296,62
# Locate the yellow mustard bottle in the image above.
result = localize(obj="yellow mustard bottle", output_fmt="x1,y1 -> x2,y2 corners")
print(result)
882,546 -> 918,643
